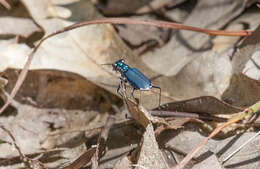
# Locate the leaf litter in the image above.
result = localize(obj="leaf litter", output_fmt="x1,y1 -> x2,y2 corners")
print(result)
0,0 -> 260,169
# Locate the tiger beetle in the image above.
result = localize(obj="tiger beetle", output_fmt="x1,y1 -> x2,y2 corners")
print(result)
103,59 -> 161,107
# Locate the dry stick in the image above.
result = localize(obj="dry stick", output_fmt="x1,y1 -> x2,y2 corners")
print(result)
0,17 -> 252,115
150,110 -> 228,122
0,126 -> 24,160
49,18 -> 252,37
173,101 -> 260,169
222,130 -> 260,164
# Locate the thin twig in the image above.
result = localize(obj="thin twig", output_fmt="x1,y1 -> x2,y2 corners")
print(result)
51,18 -> 252,37
0,126 -> 24,158
0,126 -> 46,169
222,130 -> 260,164
150,110 -> 228,122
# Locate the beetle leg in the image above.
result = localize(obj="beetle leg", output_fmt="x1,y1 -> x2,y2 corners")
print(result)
116,83 -> 123,98
151,85 -> 161,108
121,77 -> 127,94
117,77 -> 127,99
131,88 -> 138,104
139,90 -> 142,105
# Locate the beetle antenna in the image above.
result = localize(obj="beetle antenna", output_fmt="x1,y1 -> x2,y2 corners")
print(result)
101,63 -> 113,66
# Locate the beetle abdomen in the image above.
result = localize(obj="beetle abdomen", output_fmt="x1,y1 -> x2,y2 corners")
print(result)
124,68 -> 151,90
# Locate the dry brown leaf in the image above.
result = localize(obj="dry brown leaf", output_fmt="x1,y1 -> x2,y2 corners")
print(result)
160,96 -> 242,115
137,123 -> 170,169
222,74 -> 260,107
124,98 -> 151,127
2,69 -> 118,110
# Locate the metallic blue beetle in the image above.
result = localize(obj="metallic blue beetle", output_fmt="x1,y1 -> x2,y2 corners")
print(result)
110,59 -> 161,107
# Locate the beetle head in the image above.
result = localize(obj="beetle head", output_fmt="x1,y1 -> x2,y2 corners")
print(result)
112,59 -> 124,71
102,59 -> 128,72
